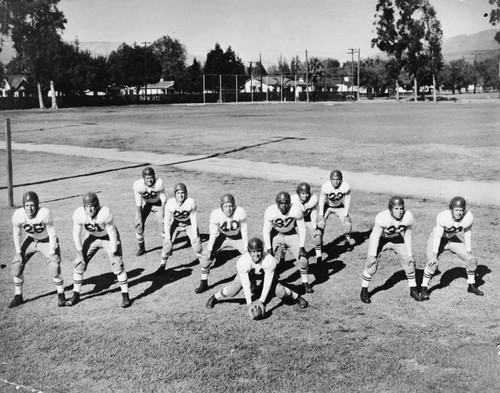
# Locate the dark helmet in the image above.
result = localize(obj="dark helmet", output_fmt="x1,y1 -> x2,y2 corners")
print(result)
22,191 -> 39,207
296,182 -> 311,194
220,193 -> 236,209
248,237 -> 264,252
330,170 -> 343,180
449,196 -> 466,211
174,183 -> 187,194
83,192 -> 100,207
142,167 -> 155,178
388,196 -> 405,211
275,191 -> 291,204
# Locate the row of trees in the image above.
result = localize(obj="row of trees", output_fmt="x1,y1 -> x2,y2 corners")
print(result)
0,0 -> 498,109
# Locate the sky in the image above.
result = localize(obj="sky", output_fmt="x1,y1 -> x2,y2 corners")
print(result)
59,0 -> 496,67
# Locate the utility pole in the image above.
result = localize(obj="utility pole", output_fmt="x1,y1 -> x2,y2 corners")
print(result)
142,41 -> 150,98
347,48 -> 359,96
305,50 -> 309,103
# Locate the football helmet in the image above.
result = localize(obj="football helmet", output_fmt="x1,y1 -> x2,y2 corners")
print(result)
330,170 -> 343,180
296,182 -> 311,203
83,192 -> 100,207
275,191 -> 291,204
142,167 -> 155,179
22,191 -> 39,208
388,195 -> 405,211
449,196 -> 466,211
220,193 -> 236,209
247,237 -> 264,253
174,183 -> 187,194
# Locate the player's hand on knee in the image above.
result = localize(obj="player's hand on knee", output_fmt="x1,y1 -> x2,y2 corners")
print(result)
299,247 -> 308,260
12,253 -> 22,264
267,248 -> 274,257
317,218 -> 325,231
48,253 -> 59,264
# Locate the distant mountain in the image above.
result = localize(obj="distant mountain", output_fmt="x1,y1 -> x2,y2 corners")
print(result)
78,41 -> 122,57
442,29 -> 499,62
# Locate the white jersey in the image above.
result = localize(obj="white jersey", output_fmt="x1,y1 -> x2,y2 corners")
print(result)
72,206 -> 118,251
133,178 -> 166,206
319,181 -> 351,215
165,197 -> 197,225
206,206 -> 248,250
291,193 -> 319,225
237,252 -> 277,276
263,204 -> 306,249
12,207 -> 57,254
431,210 -> 473,253
369,209 -> 414,257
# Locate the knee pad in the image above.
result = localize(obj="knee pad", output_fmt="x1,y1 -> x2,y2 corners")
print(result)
425,259 -> 438,274
162,240 -> 173,257
48,255 -> 61,277
225,282 -> 242,298
11,259 -> 24,277
110,255 -> 124,275
342,216 -> 352,233
312,229 -> 322,247
275,283 -> 287,299
467,257 -> 478,272
298,256 -> 309,270
199,253 -> 214,270
73,255 -> 86,274
192,237 -> 202,254
365,257 -> 378,275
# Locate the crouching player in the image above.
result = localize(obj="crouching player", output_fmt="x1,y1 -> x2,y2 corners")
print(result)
420,196 -> 483,300
205,237 -> 308,319
9,191 -> 66,308
67,192 -> 131,308
195,194 -> 248,294
360,196 -> 420,304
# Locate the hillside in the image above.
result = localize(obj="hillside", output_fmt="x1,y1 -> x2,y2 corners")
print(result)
442,29 -> 499,62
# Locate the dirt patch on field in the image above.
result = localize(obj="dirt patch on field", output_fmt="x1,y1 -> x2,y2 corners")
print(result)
3,141 -> 499,206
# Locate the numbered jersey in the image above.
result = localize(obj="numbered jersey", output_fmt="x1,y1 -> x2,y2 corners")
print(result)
237,252 -> 276,277
291,193 -> 318,223
374,210 -> 414,239
320,181 -> 351,208
133,178 -> 166,206
264,204 -> 304,234
434,210 -> 473,239
210,207 -> 247,238
73,206 -> 115,238
165,197 -> 197,225
12,207 -> 56,241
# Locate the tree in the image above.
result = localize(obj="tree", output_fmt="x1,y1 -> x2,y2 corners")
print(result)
359,57 -> 392,97
307,57 -> 325,90
487,0 -> 500,44
203,43 -> 245,90
290,55 -> 304,76
8,0 -> 67,109
372,0 -> 443,101
151,35 -> 187,83
177,58 -> 203,93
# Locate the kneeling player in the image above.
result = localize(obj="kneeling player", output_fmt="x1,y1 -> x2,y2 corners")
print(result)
420,196 -> 483,300
206,237 -> 308,319
360,196 -> 420,304
195,194 -> 248,293
9,191 -> 66,308
67,192 -> 131,308
157,183 -> 202,274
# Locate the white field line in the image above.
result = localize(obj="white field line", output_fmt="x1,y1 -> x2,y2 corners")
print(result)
2,142 -> 499,207
1,378 -> 43,392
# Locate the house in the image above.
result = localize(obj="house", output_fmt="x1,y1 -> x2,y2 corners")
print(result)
0,75 -> 30,97
137,79 -> 175,95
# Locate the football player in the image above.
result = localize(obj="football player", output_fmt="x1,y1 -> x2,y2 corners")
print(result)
263,191 -> 313,293
67,192 -> 131,308
157,183 -> 202,274
195,194 -> 248,294
318,170 -> 355,251
420,196 -> 483,300
291,182 -> 323,263
206,237 -> 308,319
133,167 -> 167,256
360,196 -> 420,304
9,191 -> 66,308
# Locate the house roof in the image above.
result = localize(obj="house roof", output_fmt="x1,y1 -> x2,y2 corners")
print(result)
147,80 -> 174,89
4,75 -> 28,89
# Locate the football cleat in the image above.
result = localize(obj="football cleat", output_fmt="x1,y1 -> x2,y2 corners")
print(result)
57,293 -> 67,307
136,243 -> 145,256
121,293 -> 131,308
316,256 -> 323,264
467,284 -> 484,296
410,287 -> 422,301
8,294 -> 23,309
297,296 -> 309,309
206,295 -> 218,309
65,292 -> 80,307
420,287 -> 430,301
195,280 -> 209,294
360,288 -> 371,304
303,283 -> 314,294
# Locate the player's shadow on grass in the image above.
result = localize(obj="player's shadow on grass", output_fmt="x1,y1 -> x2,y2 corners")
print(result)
208,274 -> 237,291
321,229 -> 371,261
428,264 -> 490,294
80,268 -> 144,303
310,258 -> 346,287
368,269 -> 407,298
130,260 -> 198,302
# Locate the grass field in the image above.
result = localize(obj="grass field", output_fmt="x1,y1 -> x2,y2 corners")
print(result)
0,102 -> 499,393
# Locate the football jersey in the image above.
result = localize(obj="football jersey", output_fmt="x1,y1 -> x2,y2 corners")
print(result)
431,210 -> 474,253
133,178 -> 166,206
73,206 -> 118,251
237,252 -> 277,277
369,209 -> 414,257
206,206 -> 248,250
12,207 -> 57,254
319,180 -> 351,214
165,197 -> 197,225
263,203 -> 305,249
291,193 -> 319,223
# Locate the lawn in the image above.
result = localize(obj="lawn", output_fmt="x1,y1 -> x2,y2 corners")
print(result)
0,102 -> 499,393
